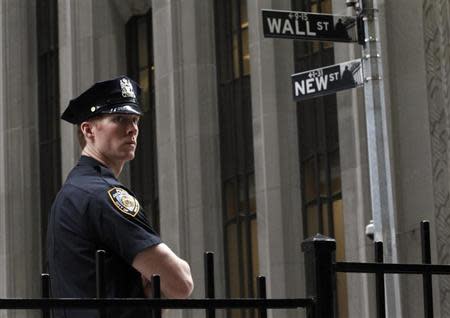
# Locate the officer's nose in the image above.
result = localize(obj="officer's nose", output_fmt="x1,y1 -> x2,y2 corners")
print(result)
127,120 -> 138,136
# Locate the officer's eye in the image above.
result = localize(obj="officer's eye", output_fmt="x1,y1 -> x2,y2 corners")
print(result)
113,115 -> 128,124
112,116 -> 122,123
112,115 -> 139,126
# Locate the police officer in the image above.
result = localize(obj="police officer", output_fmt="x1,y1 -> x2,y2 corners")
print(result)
47,76 -> 193,318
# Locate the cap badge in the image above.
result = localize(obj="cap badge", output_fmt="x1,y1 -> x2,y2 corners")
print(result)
107,187 -> 140,217
120,78 -> 136,99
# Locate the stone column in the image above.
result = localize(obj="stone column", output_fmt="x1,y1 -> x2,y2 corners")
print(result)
92,1 -> 130,81
58,0 -> 95,178
247,1 -> 304,317
152,1 -> 224,317
0,1 -> 41,317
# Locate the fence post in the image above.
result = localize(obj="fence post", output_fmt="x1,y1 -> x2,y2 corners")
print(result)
301,234 -> 336,318
96,250 -> 106,318
41,273 -> 50,318
421,220 -> 433,318
204,252 -> 215,318
257,276 -> 267,318
374,241 -> 386,318
152,274 -> 161,318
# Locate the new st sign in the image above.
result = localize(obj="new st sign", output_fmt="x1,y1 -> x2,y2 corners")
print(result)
262,9 -> 358,42
291,59 -> 364,101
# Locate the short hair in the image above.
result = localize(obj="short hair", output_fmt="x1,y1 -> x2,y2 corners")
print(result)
77,125 -> 86,149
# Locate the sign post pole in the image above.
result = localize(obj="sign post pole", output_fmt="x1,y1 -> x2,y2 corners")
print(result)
356,0 -> 402,316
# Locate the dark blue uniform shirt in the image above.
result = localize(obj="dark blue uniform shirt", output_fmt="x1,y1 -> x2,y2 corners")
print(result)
47,156 -> 162,318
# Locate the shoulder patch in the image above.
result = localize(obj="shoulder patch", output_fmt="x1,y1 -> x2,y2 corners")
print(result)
107,187 -> 140,217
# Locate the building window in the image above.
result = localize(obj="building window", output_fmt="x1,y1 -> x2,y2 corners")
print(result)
292,0 -> 347,316
36,0 -> 61,267
126,10 -> 159,231
215,0 -> 258,317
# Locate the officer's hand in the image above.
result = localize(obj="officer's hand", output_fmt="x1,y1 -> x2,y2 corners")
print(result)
132,243 -> 194,299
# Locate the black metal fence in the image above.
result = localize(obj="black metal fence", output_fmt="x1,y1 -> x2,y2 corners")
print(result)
302,220 -> 450,318
1,220 -> 450,318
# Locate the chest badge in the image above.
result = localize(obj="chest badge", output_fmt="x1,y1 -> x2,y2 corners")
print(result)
107,187 -> 140,217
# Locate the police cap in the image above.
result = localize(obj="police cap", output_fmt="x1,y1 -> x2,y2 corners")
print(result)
61,76 -> 143,124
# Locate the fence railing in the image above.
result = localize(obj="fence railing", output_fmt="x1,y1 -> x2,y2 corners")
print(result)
0,251 -> 314,318
1,220 -> 450,318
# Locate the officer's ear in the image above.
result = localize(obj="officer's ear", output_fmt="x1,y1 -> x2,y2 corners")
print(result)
80,121 -> 95,140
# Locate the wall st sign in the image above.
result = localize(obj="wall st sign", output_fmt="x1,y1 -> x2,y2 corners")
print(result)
262,9 -> 358,43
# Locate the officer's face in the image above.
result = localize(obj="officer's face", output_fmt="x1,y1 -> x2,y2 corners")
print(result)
91,114 -> 140,163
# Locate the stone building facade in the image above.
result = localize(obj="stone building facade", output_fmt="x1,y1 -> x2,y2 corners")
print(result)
0,0 -> 450,317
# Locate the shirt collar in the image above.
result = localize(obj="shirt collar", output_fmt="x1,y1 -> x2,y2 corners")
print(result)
78,155 -> 116,178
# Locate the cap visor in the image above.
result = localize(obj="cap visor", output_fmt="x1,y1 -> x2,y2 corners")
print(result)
99,104 -> 143,116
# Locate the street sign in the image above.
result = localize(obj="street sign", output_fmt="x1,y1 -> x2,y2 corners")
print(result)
291,59 -> 363,101
262,9 -> 358,43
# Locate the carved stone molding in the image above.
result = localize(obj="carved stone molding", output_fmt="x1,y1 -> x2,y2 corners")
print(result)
423,0 -> 450,314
